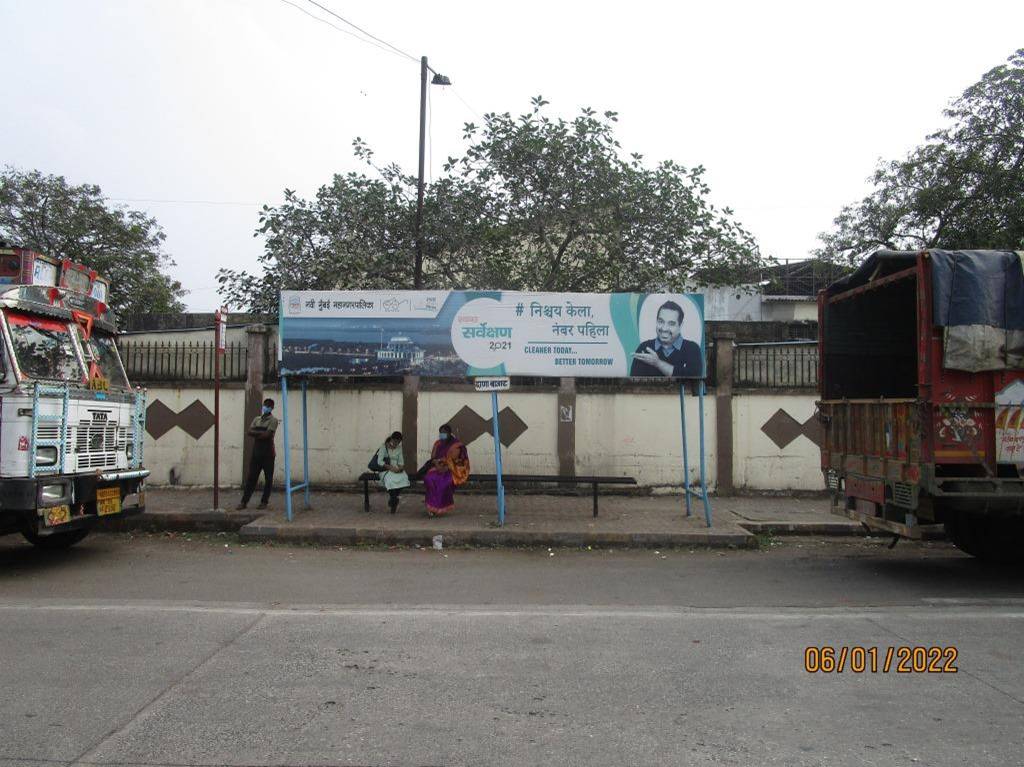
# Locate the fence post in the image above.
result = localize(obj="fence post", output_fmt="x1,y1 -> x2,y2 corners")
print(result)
714,332 -> 736,496
557,378 -> 576,476
243,325 -> 270,487
402,375 -> 419,471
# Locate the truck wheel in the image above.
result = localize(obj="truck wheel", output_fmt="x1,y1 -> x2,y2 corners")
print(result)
21,527 -> 91,550
943,514 -> 1022,564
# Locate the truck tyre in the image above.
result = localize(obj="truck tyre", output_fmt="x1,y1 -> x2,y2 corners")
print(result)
943,514 -> 1022,564
21,527 -> 91,550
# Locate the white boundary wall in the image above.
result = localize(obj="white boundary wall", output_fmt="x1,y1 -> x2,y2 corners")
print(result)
141,385 -> 822,493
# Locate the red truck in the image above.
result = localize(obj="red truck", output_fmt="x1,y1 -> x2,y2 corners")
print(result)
818,249 -> 1024,561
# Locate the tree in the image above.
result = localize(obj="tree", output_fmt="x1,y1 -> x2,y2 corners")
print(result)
0,167 -> 186,317
218,98 -> 767,313
818,49 -> 1024,261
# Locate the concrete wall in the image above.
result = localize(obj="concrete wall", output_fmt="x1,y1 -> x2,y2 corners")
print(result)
732,393 -> 822,491
143,386 -> 247,486
122,326 -> 279,348
140,383 -> 821,493
576,392 -> 717,488
761,299 -> 818,323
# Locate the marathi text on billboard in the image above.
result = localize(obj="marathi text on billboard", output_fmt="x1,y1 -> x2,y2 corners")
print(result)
279,290 -> 706,379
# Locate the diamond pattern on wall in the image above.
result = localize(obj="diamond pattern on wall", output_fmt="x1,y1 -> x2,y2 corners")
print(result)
145,399 -> 216,441
146,400 -> 176,440
177,400 -> 216,440
444,405 -> 528,447
761,408 -> 822,449
496,407 -> 528,448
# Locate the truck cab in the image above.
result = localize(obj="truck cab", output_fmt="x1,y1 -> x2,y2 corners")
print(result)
0,246 -> 147,548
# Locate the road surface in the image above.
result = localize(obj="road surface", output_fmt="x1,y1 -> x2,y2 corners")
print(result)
1,532 -> 1022,766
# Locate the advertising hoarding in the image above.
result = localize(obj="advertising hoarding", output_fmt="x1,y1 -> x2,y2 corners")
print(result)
280,290 -> 705,379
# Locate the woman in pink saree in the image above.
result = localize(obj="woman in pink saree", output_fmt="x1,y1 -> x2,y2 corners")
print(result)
421,424 -> 470,516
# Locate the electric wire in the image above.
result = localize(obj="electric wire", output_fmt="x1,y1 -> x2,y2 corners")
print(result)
301,0 -> 419,64
288,0 -> 487,128
278,0 -> 399,60
105,197 -> 261,207
450,87 -> 485,122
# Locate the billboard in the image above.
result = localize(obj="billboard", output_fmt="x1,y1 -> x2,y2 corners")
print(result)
279,290 -> 705,379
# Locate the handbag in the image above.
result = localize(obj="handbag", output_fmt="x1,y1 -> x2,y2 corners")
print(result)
449,446 -> 471,486
368,449 -> 384,472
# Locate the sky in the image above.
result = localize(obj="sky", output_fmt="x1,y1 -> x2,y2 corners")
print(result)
1,0 -> 1021,311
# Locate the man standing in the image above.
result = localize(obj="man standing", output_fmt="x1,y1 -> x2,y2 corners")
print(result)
236,397 -> 278,510
630,300 -> 703,378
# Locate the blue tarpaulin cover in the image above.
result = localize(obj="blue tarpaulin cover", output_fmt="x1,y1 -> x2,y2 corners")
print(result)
828,249 -> 1024,371
930,250 -> 1024,331
930,250 -> 1024,371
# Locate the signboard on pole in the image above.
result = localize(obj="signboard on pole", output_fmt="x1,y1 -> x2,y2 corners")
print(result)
215,307 -> 228,354
474,376 -> 511,392
280,291 -> 705,379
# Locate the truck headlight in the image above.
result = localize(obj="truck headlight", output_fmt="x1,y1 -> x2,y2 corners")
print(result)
36,446 -> 58,466
41,483 -> 67,502
126,441 -> 134,460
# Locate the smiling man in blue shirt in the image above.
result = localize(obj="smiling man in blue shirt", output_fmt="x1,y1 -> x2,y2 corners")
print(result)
630,300 -> 703,377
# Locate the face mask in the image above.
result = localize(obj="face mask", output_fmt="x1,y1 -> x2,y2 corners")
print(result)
439,433 -> 449,441
262,406 -> 272,416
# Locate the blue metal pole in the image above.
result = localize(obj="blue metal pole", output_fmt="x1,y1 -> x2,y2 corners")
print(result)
491,391 -> 506,526
698,379 -> 712,527
680,382 -> 691,517
301,379 -> 311,509
281,374 -> 292,522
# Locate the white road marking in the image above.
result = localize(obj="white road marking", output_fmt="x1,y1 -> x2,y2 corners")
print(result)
1,600 -> 1023,620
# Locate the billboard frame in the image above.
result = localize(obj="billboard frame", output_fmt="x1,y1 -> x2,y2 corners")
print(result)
277,292 -> 712,527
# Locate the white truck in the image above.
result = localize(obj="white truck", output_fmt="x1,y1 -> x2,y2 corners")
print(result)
0,246 -> 147,548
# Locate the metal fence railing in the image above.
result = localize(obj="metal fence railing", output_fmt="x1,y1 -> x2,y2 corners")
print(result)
117,339 -> 817,389
119,341 -> 249,382
733,341 -> 818,389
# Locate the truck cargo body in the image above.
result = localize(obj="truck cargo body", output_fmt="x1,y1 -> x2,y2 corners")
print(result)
819,250 -> 1024,559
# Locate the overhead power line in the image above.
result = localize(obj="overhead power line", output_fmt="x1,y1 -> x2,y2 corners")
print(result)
278,0 -> 399,60
105,197 -> 261,207
282,0 -> 488,124
300,0 -> 418,63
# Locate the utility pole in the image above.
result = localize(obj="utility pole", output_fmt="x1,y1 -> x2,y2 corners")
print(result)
413,56 -> 450,289
414,55 -> 428,289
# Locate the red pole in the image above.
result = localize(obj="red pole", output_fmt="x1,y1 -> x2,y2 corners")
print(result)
214,308 -> 225,509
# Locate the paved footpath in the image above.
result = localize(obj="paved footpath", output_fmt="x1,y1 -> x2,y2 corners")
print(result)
108,487 -> 886,548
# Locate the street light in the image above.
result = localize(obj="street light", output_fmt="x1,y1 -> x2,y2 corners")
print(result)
414,55 -> 451,289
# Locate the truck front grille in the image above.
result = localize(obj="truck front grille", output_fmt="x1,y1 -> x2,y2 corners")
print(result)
74,420 -> 122,469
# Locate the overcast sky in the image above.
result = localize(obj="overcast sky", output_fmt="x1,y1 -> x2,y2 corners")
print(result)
1,0 -> 1021,311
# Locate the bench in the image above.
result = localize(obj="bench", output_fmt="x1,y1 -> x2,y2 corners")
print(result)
358,472 -> 637,517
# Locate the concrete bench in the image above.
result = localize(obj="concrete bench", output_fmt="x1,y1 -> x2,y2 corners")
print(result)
358,472 -> 637,517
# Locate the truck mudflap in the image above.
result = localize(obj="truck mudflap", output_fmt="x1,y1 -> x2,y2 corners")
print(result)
831,496 -> 943,539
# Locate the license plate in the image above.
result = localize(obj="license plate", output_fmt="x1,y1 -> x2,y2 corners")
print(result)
96,487 -> 121,516
44,505 -> 71,527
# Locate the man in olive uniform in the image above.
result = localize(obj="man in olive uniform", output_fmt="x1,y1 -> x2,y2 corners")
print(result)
236,398 -> 278,510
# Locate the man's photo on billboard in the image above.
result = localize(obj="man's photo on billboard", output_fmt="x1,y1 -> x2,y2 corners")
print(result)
630,297 -> 703,378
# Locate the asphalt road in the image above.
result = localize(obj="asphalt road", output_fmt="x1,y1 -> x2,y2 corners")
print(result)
1,533 -> 1023,767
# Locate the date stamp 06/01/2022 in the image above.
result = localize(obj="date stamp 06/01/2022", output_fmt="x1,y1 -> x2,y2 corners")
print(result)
804,646 -> 959,674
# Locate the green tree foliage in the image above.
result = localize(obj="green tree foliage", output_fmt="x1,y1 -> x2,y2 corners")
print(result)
818,49 -> 1024,260
0,167 -> 186,317
218,98 -> 766,312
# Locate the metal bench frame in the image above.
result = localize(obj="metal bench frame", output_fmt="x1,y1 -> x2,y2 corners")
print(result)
359,472 -> 637,517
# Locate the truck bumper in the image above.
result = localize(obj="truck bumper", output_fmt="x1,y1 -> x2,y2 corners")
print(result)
830,494 -> 943,539
0,471 -> 149,536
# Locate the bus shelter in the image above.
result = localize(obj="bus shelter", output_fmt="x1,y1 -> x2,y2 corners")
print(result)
277,290 -> 712,526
